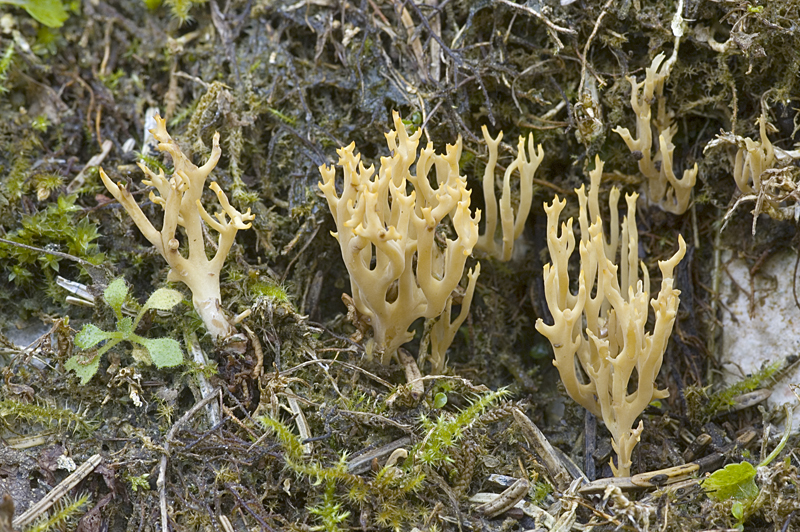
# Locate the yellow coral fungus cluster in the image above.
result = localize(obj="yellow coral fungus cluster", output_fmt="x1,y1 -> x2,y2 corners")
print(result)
319,111 -> 481,366
535,156 -> 686,477
705,113 -> 800,234
614,52 -> 697,215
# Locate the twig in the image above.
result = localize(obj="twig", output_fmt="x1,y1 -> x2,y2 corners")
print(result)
12,454 -> 102,529
347,436 -> 414,474
224,483 -> 278,531
286,386 -> 313,454
512,408 -> 574,490
185,332 -> 221,427
0,237 -> 107,284
66,139 -> 113,194
243,324 -> 264,378
279,357 -> 393,389
578,0 -> 614,95
492,0 -> 576,46
158,388 -> 221,532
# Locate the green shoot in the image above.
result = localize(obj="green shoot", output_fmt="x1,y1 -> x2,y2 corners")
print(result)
702,406 -> 793,525
65,278 -> 185,384
0,42 -> 14,94
412,387 -> 510,467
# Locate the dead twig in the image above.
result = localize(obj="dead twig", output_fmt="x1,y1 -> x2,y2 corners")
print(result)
158,388 -> 221,532
12,454 -> 102,529
492,0 -> 576,49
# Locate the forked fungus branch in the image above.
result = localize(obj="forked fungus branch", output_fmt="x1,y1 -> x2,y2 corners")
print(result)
100,115 -> 254,340
475,127 -> 544,261
535,156 -> 686,476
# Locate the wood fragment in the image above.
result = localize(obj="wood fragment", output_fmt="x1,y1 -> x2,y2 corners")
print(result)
682,433 -> 712,462
397,348 -> 424,401
474,477 -> 530,518
286,386 -> 313,454
348,437 -> 413,474
12,454 -> 102,529
512,408 -> 573,490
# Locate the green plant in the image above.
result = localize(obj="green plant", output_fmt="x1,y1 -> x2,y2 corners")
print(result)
143,0 -> 205,23
65,278 -> 185,384
685,361 -> 781,423
0,399 -> 93,434
0,194 -> 103,287
258,387 -> 510,530
702,407 -> 792,526
126,473 -> 151,493
23,493 -> 88,532
0,42 -> 14,94
307,478 -> 351,532
0,0 -> 69,28
413,387 -> 511,467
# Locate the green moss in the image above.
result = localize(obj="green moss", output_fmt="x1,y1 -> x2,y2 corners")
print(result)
413,388 -> 511,467
257,387 -> 511,530
0,42 -> 15,94
250,280 -> 290,302
163,0 -> 205,24
23,493 -> 89,532
0,399 -> 94,434
0,194 -> 104,288
685,361 -> 781,423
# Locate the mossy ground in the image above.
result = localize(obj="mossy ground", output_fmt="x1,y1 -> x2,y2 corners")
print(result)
0,0 -> 799,530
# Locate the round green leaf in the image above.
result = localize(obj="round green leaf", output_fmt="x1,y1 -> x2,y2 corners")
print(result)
142,288 -> 184,312
702,461 -> 758,501
433,392 -> 448,409
141,338 -> 184,368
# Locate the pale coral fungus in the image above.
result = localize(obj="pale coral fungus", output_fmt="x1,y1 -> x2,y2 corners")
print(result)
535,156 -> 686,476
319,111 -> 480,366
99,114 -> 254,339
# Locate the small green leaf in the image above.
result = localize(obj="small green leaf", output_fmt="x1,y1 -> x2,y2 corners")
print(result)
75,323 -> 111,349
10,0 -> 70,28
702,461 -> 758,501
116,316 -> 134,336
104,278 -> 129,315
142,288 -> 183,312
433,392 -> 448,409
731,501 -> 745,520
65,354 -> 100,384
141,338 -> 183,368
